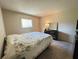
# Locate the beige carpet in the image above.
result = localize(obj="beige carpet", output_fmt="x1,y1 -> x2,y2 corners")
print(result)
36,40 -> 74,59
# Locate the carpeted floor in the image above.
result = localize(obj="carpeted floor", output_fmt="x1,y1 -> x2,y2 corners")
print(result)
36,47 -> 54,59
36,40 -> 74,59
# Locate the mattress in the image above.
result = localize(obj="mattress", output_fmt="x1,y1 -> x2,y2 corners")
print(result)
2,32 -> 52,59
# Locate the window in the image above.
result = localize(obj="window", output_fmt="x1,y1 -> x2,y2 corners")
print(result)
21,18 -> 32,28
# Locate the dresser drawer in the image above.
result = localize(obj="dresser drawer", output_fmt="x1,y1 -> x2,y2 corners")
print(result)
44,30 -> 58,40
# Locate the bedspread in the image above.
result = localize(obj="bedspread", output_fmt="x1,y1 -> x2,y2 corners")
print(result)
2,32 -> 52,59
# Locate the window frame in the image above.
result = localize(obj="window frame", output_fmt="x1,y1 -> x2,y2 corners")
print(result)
21,18 -> 33,28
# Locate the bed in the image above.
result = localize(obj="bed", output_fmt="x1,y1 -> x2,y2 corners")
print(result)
2,32 -> 52,59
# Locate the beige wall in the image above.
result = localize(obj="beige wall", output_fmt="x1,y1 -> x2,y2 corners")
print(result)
0,8 -> 6,59
2,9 -> 41,35
41,8 -> 77,43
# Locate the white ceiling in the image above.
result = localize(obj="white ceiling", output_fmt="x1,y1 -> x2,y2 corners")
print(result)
0,0 -> 77,17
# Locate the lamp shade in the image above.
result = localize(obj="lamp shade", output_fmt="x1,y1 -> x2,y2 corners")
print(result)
45,23 -> 49,30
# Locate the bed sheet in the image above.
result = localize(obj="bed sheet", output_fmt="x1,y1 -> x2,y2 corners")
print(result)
2,32 -> 52,59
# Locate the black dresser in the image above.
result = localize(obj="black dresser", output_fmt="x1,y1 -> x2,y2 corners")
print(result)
44,30 -> 58,40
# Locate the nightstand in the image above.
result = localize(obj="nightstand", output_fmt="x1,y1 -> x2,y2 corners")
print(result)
44,30 -> 58,40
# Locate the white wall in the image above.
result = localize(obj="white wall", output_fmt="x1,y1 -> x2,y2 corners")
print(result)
0,8 -> 6,59
41,8 -> 77,43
